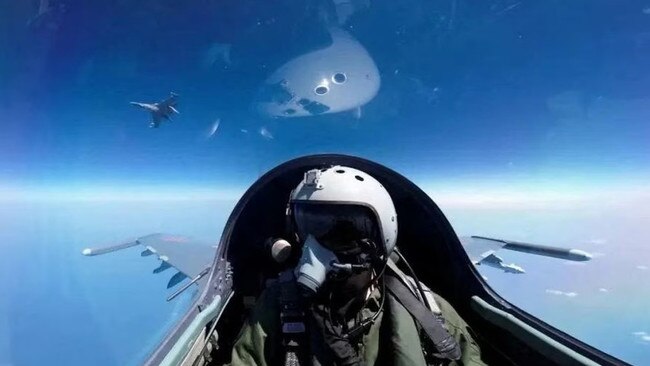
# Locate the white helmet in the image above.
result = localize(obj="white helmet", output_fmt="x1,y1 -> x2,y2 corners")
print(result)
288,165 -> 398,255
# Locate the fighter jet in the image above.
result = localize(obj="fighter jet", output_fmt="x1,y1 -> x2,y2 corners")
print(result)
130,92 -> 180,128
83,154 -> 620,366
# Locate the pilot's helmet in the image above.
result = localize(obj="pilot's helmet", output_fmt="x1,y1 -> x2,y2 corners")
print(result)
288,166 -> 398,256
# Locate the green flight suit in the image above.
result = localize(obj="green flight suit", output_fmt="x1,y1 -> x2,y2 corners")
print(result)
229,281 -> 485,366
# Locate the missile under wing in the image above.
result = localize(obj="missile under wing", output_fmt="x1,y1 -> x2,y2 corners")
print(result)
460,235 -> 592,274
82,232 -> 592,304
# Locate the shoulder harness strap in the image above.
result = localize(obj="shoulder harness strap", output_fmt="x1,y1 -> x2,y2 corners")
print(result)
278,270 -> 307,366
385,268 -> 462,361
387,260 -> 441,313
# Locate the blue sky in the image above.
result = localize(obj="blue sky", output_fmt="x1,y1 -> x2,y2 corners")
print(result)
2,0 -> 649,190
1,0 -> 650,364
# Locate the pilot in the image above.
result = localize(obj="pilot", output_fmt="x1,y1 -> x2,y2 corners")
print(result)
229,166 -> 485,365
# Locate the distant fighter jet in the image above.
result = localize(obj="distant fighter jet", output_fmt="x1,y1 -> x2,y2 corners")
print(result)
130,92 -> 180,128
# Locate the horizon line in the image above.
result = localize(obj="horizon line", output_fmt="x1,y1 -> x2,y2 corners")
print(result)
2,180 -> 648,208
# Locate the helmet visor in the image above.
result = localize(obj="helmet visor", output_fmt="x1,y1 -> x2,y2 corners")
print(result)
292,203 -> 380,252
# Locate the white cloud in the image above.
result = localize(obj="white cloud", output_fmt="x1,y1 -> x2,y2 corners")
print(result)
632,331 -> 650,343
598,288 -> 609,293
637,265 -> 648,271
259,126 -> 274,140
546,289 -> 564,295
545,289 -> 578,297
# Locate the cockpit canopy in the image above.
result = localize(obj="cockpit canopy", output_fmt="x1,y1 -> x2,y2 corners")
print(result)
201,154 -> 481,363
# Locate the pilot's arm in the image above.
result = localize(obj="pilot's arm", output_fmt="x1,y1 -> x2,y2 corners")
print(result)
433,293 -> 486,366
229,285 -> 282,366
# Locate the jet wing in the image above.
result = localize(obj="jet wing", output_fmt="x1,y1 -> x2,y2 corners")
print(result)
459,236 -> 592,274
460,236 -> 507,263
82,233 -> 217,299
